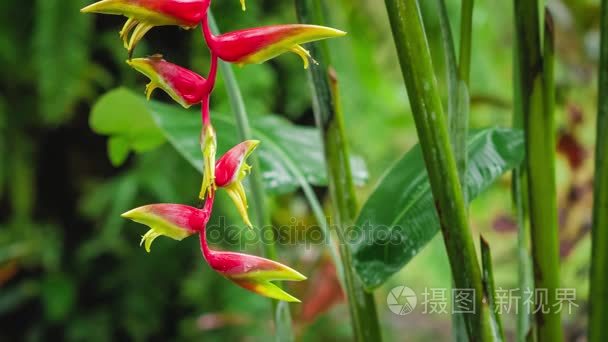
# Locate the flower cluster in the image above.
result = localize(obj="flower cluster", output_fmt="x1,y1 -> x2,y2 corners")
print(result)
82,0 -> 345,302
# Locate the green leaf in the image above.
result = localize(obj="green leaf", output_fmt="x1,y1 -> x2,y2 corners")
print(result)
90,88 -> 166,166
108,137 -> 130,167
34,0 -> 92,124
351,128 -> 524,289
92,88 -> 368,193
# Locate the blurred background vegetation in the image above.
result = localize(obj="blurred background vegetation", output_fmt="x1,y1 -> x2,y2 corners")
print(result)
0,0 -> 600,340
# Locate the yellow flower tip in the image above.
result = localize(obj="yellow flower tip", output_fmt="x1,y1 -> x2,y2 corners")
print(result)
80,2 -> 101,13
225,182 -> 253,229
241,279 -> 302,302
269,285 -> 301,303
246,140 -> 261,150
139,229 -> 161,253
290,45 -> 317,69
80,0 -> 126,14
126,58 -> 159,99
144,82 -> 158,100
240,0 -> 246,11
243,217 -> 254,230
316,26 -> 347,37
120,208 -> 138,219
292,271 -> 307,282
125,57 -> 151,75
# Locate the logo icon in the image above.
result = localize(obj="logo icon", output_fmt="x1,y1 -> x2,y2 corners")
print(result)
387,286 -> 417,315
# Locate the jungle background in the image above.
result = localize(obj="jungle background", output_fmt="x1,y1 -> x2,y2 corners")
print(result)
0,0 -> 598,340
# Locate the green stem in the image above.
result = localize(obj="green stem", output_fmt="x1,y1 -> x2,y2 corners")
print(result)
480,237 -> 506,340
589,0 -> 608,340
512,4 -> 533,341
383,0 -> 490,340
294,1 -> 382,341
437,1 -> 487,338
456,0 -> 473,201
513,2 -> 563,341
436,0 -> 461,180
458,0 -> 474,86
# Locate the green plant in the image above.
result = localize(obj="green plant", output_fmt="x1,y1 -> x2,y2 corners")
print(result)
589,0 -> 608,341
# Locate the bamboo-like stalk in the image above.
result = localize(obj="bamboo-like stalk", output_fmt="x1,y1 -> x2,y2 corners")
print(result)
589,0 -> 608,340
513,2 -> 563,341
436,0 -> 463,187
512,52 -> 534,342
383,0 -> 492,340
294,1 -> 383,340
436,1 -> 490,338
511,5 -> 534,341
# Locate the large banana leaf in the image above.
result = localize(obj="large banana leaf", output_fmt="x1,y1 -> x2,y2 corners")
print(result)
350,128 -> 524,289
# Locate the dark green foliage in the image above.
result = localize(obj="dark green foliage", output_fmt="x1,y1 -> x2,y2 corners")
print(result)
352,128 -> 524,289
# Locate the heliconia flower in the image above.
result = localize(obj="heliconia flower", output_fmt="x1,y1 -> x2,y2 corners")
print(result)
199,225 -> 306,302
121,200 -> 213,252
199,122 -> 217,200
127,55 -> 208,108
214,140 -> 260,228
201,22 -> 346,69
81,0 -> 209,55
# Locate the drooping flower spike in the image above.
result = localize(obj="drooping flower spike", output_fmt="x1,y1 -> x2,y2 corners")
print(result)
81,0 -> 210,56
214,140 -> 260,228
85,0 -> 350,304
201,19 -> 346,69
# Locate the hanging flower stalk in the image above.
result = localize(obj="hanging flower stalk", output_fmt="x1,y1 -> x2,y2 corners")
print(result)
82,0 -> 345,302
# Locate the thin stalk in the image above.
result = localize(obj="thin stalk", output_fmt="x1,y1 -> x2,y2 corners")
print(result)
436,1 -> 485,338
512,10 -> 533,341
589,0 -> 608,340
458,0 -> 474,86
513,2 -> 563,341
480,237 -> 506,340
436,0 -> 461,183
294,1 -> 382,340
383,0 -> 490,340
456,0 -> 473,200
